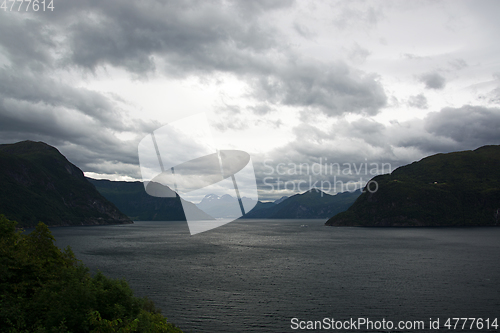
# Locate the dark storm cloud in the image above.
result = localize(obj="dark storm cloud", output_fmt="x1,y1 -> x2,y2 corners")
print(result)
419,71 -> 446,90
0,13 -> 58,71
253,61 -> 387,116
0,1 -> 290,75
0,0 -> 388,180
0,90 -> 148,176
0,69 -> 138,131
407,94 -> 428,109
61,0 -> 287,75
1,0 -> 387,112
425,105 -> 500,147
57,0 -> 386,115
389,105 -> 500,154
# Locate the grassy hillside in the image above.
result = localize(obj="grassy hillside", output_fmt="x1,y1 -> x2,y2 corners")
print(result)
326,145 -> 500,226
0,141 -> 131,227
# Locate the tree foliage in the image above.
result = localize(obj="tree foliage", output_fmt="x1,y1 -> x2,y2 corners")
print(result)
0,215 -> 183,333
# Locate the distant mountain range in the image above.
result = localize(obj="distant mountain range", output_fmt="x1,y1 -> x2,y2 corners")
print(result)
15,140 -> 495,228
0,141 -> 131,227
326,145 -> 500,227
242,188 -> 362,219
0,140 -> 363,225
195,194 -> 257,218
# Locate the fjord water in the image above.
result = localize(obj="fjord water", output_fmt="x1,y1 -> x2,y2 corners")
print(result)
51,220 -> 500,333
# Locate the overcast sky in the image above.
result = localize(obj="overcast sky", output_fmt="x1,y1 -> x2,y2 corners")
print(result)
1,0 -> 500,201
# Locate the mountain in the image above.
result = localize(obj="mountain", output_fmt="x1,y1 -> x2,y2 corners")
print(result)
242,188 -> 362,219
196,194 -> 257,218
88,178 -> 213,221
0,141 -> 131,227
326,145 -> 500,227
273,196 -> 289,205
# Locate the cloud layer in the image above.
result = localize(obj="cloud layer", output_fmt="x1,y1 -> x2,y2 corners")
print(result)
1,0 -> 499,200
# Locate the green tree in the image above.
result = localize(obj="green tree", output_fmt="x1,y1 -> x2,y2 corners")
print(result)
0,215 -> 182,333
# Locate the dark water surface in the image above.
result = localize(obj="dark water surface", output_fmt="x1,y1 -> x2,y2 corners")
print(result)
50,220 -> 500,332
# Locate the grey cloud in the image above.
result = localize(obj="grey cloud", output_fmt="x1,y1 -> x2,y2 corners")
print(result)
349,118 -> 385,135
64,0 -> 287,75
252,119 -> 398,199
293,22 -> 316,39
340,118 -> 387,148
419,72 -> 446,90
248,103 -> 275,115
331,3 -> 382,30
81,0 -> 384,117
389,119 -> 458,154
233,0 -> 295,15
0,0 -> 388,184
0,96 -> 142,164
407,94 -> 428,109
1,0 -> 387,118
389,105 -> 500,154
347,43 -> 371,64
425,105 -> 500,148
210,105 -> 249,132
254,61 -> 387,116
0,69 -> 119,129
485,87 -> 500,104
0,14 -> 57,71
0,66 -> 158,134
387,96 -> 400,108
448,58 -> 468,71
0,1 -> 289,76
0,63 -> 158,178
55,0 -> 385,118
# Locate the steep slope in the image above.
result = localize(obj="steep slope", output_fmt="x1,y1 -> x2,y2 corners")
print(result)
273,196 -> 289,205
243,188 -> 361,219
0,141 -> 131,227
326,145 -> 500,226
88,178 -> 213,221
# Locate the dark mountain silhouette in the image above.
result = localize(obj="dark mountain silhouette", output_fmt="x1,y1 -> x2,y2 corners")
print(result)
89,178 -> 213,221
273,196 -> 289,205
242,188 -> 361,219
0,141 -> 131,227
326,145 -> 500,226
